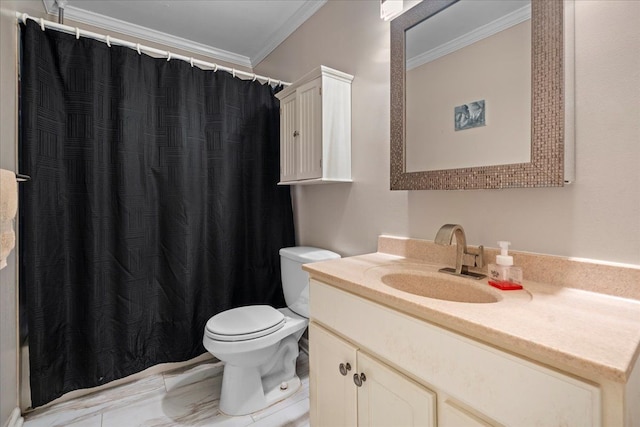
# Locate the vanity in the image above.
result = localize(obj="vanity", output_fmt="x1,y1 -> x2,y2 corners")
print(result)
303,236 -> 640,426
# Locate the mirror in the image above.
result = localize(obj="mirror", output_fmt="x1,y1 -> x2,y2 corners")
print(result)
390,0 -> 567,190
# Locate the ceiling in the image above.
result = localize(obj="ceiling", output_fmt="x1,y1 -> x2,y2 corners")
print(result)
42,0 -> 327,68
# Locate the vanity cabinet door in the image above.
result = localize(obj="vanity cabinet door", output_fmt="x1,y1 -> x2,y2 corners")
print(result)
357,351 -> 436,427
310,322 -> 437,427
309,322 -> 357,427
439,398 -> 501,427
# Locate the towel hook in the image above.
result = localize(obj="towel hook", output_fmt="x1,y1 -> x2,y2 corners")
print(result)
105,35 -> 111,47
39,18 -> 45,31
75,27 -> 80,39
136,43 -> 141,55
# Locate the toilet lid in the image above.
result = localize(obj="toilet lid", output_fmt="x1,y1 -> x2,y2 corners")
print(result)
205,305 -> 285,342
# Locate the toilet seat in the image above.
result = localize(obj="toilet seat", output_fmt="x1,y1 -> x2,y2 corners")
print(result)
205,305 -> 285,342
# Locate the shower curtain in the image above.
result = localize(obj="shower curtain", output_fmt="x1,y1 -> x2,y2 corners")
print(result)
19,20 -> 295,407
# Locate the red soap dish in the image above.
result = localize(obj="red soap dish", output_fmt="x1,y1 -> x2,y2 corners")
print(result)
488,280 -> 523,291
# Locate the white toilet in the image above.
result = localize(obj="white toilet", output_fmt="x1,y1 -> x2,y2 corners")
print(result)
202,246 -> 340,416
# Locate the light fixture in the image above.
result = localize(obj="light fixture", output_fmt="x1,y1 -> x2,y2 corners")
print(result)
380,0 -> 403,21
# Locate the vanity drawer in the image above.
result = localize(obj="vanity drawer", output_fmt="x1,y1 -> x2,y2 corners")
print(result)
310,279 -> 601,426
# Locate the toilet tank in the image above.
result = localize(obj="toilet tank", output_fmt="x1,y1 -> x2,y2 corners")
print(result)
279,247 -> 341,317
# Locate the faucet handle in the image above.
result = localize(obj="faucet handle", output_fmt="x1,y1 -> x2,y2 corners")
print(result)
462,245 -> 484,268
472,245 -> 484,268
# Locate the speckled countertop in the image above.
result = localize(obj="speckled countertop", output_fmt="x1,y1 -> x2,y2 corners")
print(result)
303,238 -> 640,384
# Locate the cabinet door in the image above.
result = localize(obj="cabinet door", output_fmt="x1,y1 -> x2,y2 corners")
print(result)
295,78 -> 322,180
309,322 -> 357,427
357,352 -> 436,427
439,398 -> 502,427
279,92 -> 297,182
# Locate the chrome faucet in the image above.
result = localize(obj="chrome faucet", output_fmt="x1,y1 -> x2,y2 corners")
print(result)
434,224 -> 486,280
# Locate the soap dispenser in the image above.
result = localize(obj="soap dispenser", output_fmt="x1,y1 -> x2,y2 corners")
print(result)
488,241 -> 523,290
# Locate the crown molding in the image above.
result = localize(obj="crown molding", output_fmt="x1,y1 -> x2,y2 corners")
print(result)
251,0 -> 327,67
40,0 -> 327,69
41,0 -> 252,68
407,4 -> 531,71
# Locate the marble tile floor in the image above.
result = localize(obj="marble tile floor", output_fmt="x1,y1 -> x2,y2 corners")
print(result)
23,353 -> 310,427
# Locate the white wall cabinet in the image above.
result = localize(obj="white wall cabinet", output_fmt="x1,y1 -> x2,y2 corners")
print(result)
309,322 -> 436,427
309,279 -> 602,427
276,66 -> 353,185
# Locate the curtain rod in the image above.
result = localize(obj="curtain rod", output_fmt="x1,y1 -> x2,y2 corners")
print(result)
15,12 -> 291,87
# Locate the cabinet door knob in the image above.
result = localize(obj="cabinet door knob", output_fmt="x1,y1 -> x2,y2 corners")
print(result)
353,372 -> 366,387
293,130 -> 300,137
339,362 -> 351,376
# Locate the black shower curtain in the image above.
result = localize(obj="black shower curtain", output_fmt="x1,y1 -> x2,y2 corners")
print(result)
19,20 -> 295,407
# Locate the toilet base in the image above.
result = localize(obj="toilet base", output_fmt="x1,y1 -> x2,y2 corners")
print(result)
218,335 -> 302,416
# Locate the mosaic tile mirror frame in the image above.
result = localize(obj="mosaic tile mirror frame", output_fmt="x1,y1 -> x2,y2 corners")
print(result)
390,0 -> 567,190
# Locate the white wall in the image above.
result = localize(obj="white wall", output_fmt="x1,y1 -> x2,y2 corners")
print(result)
255,0 -> 640,265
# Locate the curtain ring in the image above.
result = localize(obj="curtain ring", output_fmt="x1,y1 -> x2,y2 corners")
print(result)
267,78 -> 271,86
166,52 -> 171,62
190,57 -> 194,67
75,27 -> 80,40
21,13 -> 29,25
232,69 -> 236,78
213,64 -> 218,72
39,18 -> 45,31
106,35 -> 111,47
277,80 -> 281,86
252,74 -> 257,82
136,43 -> 141,55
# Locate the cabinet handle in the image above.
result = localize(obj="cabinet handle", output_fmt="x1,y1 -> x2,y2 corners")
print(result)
339,362 -> 351,376
293,130 -> 300,137
353,372 -> 366,387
